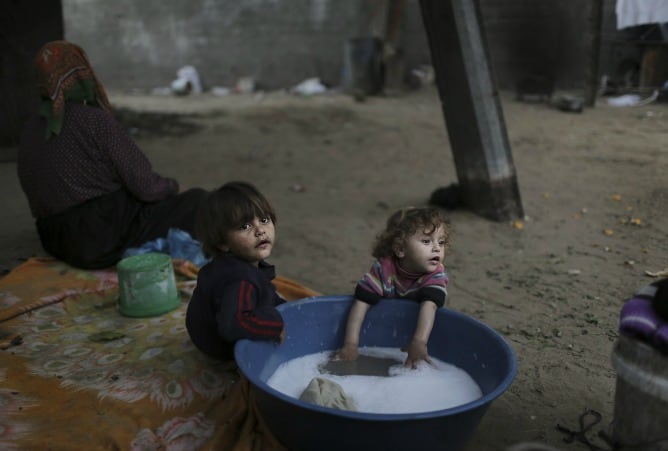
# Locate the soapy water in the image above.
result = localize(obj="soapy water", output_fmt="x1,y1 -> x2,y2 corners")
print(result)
267,346 -> 482,414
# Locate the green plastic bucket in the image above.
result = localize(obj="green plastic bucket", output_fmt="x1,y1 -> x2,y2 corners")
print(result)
117,253 -> 179,317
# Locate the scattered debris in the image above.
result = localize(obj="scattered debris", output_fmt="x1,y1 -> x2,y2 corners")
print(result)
210,86 -> 231,96
552,94 -> 584,113
646,268 -> 668,278
584,313 -> 599,325
407,64 -> 435,89
619,217 -> 642,226
171,65 -> 202,95
235,77 -> 256,94
607,90 -> 658,107
556,409 -> 610,451
291,77 -> 328,96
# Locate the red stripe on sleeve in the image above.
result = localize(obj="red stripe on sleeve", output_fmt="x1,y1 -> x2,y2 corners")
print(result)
236,280 -> 282,335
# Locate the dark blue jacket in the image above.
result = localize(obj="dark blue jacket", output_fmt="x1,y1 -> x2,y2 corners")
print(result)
186,255 -> 284,360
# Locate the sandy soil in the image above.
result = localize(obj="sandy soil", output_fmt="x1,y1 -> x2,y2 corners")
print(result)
1,86 -> 666,450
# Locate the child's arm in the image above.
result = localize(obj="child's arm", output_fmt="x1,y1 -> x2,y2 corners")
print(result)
336,299 -> 371,360
216,279 -> 284,343
336,259 -> 384,360
402,300 -> 438,368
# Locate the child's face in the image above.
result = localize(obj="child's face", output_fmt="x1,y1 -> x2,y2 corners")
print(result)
395,225 -> 447,274
221,215 -> 275,265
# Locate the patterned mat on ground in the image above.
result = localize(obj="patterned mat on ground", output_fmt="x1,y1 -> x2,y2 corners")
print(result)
0,257 -> 317,450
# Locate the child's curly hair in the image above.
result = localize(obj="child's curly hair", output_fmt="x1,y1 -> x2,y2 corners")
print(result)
195,181 -> 276,258
372,207 -> 450,259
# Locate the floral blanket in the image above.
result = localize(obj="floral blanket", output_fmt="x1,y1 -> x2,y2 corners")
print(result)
0,257 -> 317,450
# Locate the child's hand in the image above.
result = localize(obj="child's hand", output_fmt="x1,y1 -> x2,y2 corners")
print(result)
334,342 -> 359,361
401,339 -> 432,369
277,328 -> 285,344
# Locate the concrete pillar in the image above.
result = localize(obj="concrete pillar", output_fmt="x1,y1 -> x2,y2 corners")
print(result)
419,0 -> 524,221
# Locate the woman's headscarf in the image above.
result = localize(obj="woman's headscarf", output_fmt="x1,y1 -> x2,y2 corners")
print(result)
34,40 -> 113,139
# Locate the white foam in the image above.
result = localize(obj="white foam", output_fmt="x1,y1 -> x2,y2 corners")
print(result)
266,346 -> 482,414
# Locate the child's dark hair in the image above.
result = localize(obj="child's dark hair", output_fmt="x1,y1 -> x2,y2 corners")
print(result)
372,207 -> 450,259
196,181 -> 277,258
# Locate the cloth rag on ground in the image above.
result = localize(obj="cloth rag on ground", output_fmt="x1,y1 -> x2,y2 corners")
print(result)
0,257 -> 318,450
298,377 -> 357,411
618,279 -> 668,354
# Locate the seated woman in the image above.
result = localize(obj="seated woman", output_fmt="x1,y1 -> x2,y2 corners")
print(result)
17,40 -> 207,269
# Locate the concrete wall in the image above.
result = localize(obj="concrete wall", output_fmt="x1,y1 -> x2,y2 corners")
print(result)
60,0 -> 608,93
62,0 -> 433,91
1,0 -> 631,148
478,0 -> 596,90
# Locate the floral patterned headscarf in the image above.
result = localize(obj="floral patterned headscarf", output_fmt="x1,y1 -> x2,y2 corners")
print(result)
34,40 -> 113,139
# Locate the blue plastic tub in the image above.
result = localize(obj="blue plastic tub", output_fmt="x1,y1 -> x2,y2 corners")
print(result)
235,296 -> 517,451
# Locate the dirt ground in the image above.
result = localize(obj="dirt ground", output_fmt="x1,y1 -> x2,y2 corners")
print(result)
1,85 -> 666,450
